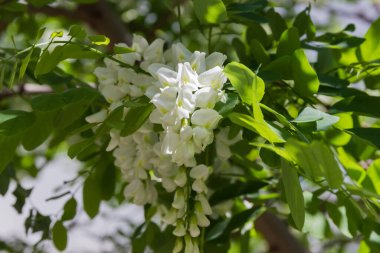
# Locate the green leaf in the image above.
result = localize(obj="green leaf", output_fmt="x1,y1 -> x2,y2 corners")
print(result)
261,55 -> 293,81
89,35 -> 110,46
54,88 -> 99,128
83,174 -> 101,219
358,17 -> 380,61
266,9 -> 287,40
8,60 -> 18,88
114,45 -> 135,54
293,107 -> 339,131
0,166 -> 13,196
229,113 -> 285,143
121,103 -> 154,136
193,0 -> 227,24
277,27 -> 300,57
250,39 -> 270,64
50,31 -> 63,39
332,95 -> 380,118
291,49 -> 319,98
281,159 -> 305,229
250,142 -> 293,162
246,21 -> 270,48
22,111 -> 56,150
346,128 -> 380,149
68,138 -> 94,159
209,180 -> 267,205
52,221 -> 67,251
214,93 -> 239,117
224,62 -> 265,120
12,184 -> 32,213
18,26 -> 45,81
0,110 -> 35,136
62,198 -> 77,221
206,207 -> 262,241
35,44 -> 101,76
31,93 -> 65,112
285,139 -> 343,188
293,6 -> 315,40
365,159 -> 380,195
0,135 -> 20,174
69,25 -> 86,40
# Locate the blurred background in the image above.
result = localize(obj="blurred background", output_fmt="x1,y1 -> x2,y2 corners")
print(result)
0,0 -> 379,252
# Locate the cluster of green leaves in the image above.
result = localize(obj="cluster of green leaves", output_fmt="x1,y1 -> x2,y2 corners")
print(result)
0,0 -> 379,252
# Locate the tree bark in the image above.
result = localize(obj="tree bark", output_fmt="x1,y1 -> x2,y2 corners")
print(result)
254,211 -> 308,253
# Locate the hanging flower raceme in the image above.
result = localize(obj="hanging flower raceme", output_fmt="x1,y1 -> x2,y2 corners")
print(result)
90,35 -> 234,252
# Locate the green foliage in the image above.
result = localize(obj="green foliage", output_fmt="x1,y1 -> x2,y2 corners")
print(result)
0,1 -> 379,252
52,221 -> 67,251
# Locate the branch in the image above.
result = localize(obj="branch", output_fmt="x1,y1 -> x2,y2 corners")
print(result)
0,84 -> 52,101
29,0 -> 132,45
254,211 -> 308,253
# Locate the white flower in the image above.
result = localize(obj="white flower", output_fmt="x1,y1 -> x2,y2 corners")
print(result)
190,164 -> 210,179
198,66 -> 226,90
156,67 -> 179,87
161,129 -> 179,155
206,52 -> 227,69
184,235 -> 194,253
191,109 -> 222,129
131,34 -> 149,53
195,212 -> 210,227
173,238 -> 183,253
174,167 -> 187,187
162,177 -> 177,192
172,140 -> 196,167
94,67 -> 117,86
85,109 -> 107,123
189,215 -> 200,237
151,86 -> 178,114
192,179 -> 207,193
173,220 -> 186,237
172,43 -> 192,63
192,126 -> 214,152
99,85 -> 126,103
190,51 -> 206,73
216,127 -> 243,161
196,193 -> 212,215
194,87 -> 219,108
164,207 -> 178,225
172,188 -> 186,209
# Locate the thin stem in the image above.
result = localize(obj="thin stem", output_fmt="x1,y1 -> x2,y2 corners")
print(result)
177,0 -> 183,42
208,27 -> 213,53
200,228 -> 205,253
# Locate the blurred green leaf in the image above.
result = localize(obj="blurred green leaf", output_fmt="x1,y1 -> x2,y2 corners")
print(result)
266,9 -> 287,40
281,159 -> 305,229
121,103 -> 154,136
293,107 -> 339,131
193,0 -> 227,24
292,49 -> 319,98
332,95 -> 380,118
52,220 -> 67,251
285,139 -> 343,188
277,27 -> 300,57
62,198 -> 77,221
358,17 -> 380,61
347,128 -> 380,149
229,112 -> 285,143
89,35 -> 110,46
0,110 -> 35,136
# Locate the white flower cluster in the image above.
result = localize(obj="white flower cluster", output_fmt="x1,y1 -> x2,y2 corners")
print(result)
145,46 -> 228,253
90,35 -> 168,205
90,34 -> 234,253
